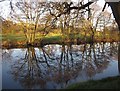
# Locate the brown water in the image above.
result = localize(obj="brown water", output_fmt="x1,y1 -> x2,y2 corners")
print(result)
2,42 -> 120,89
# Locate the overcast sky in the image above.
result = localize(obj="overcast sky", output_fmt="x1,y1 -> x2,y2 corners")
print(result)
0,0 -> 113,19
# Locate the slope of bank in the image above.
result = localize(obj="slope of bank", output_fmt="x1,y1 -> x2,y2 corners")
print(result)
66,76 -> 120,89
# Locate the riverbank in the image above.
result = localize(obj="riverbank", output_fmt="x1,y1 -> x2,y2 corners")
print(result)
1,34 -> 119,49
66,76 -> 120,89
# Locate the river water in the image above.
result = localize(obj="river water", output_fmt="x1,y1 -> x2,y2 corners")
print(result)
2,42 -> 120,89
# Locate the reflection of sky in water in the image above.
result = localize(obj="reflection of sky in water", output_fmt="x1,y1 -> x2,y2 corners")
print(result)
2,43 -> 119,89
11,49 -> 27,58
94,60 -> 119,80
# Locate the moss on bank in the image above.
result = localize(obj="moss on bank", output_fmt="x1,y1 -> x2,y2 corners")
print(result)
66,76 -> 120,89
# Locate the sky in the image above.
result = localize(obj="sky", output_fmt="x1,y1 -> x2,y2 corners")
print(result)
0,0 -> 113,19
97,0 -> 112,13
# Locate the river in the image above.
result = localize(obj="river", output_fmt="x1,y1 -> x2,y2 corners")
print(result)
2,42 -> 120,89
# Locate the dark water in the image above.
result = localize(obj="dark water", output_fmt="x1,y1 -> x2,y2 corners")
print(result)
2,42 -> 120,89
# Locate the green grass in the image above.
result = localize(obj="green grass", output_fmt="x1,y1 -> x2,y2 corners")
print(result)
1,33 -> 62,42
44,35 -> 62,42
1,34 -> 26,41
66,76 -> 120,89
1,32 -> 119,47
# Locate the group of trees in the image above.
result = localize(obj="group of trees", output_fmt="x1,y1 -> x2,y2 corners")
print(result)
2,20 -> 22,34
0,0 -> 119,44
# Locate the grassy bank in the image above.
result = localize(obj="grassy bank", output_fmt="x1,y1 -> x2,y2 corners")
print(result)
66,76 -> 120,89
1,33 -> 119,48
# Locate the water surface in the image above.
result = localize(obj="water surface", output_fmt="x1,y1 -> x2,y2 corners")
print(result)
2,42 -> 120,89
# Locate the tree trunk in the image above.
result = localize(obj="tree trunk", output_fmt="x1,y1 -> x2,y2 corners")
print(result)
108,2 -> 120,30
107,2 -> 120,74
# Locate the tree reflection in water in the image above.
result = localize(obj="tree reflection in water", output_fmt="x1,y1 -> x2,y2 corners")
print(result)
8,42 -> 119,89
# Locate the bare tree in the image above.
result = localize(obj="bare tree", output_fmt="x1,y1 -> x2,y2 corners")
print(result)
9,0 -> 46,45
